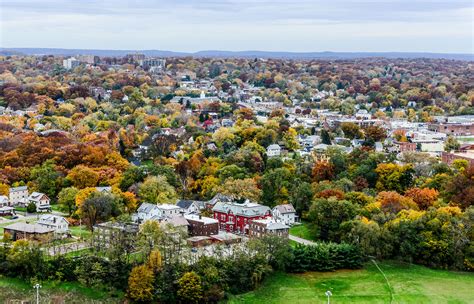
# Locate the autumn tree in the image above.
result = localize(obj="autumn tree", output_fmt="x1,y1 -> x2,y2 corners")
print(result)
215,178 -> 261,202
341,122 -> 363,139
444,135 -> 460,152
375,163 -> 414,193
177,271 -> 203,304
57,186 -> 79,216
363,125 -> 387,144
312,161 -> 335,182
67,165 -> 99,189
377,191 -> 418,214
405,187 -> 439,210
127,265 -> 154,303
138,175 -> 177,204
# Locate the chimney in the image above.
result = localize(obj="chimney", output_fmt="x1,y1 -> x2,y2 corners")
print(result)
199,215 -> 202,220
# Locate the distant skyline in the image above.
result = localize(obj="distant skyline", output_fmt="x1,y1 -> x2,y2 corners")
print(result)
1,0 -> 473,54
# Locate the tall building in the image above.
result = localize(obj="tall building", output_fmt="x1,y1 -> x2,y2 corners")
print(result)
63,57 -> 80,69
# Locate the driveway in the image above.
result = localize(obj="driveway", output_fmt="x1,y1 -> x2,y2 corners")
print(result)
289,234 -> 318,246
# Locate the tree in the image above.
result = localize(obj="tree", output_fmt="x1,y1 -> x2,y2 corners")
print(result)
138,175 -> 177,204
57,187 -> 79,216
312,161 -> 335,182
363,125 -> 387,143
444,166 -> 474,209
80,192 -> 116,229
289,181 -> 313,215
29,159 -> 62,199
26,202 -> 37,213
177,271 -> 203,304
67,165 -> 99,189
147,249 -> 163,273
405,187 -> 439,210
260,168 -> 293,206
341,122 -> 363,139
444,135 -> 460,152
375,163 -> 415,193
127,265 -> 154,303
137,220 -> 164,256
377,191 -> 418,214
215,178 -> 261,202
321,129 -> 331,145
308,197 -> 358,242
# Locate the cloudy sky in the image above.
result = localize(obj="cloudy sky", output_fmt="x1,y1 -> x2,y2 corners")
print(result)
1,0 -> 473,53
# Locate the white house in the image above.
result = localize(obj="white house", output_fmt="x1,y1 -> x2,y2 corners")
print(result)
176,200 -> 201,215
9,186 -> 28,206
132,203 -> 160,223
272,204 -> 297,226
0,195 -> 9,207
266,144 -> 282,157
132,203 -> 183,223
37,214 -> 69,233
28,192 -> 51,212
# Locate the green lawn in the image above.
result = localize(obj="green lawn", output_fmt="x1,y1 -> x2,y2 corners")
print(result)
228,261 -> 474,304
0,277 -> 123,304
289,221 -> 317,241
69,225 -> 92,239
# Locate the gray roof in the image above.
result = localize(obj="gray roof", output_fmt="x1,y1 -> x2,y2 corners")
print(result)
10,186 -> 27,192
208,193 -> 234,206
176,200 -> 201,209
162,215 -> 189,227
4,222 -> 54,234
212,200 -> 270,217
137,202 -> 158,213
37,214 -> 68,226
273,204 -> 296,214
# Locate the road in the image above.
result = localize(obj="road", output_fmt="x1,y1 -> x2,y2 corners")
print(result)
289,234 -> 318,246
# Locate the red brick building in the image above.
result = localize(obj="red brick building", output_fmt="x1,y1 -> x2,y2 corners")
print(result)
394,141 -> 417,153
441,151 -> 474,167
184,214 -> 219,236
429,123 -> 474,136
212,200 -> 271,234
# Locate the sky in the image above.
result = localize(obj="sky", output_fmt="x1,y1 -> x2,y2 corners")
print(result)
1,0 -> 473,53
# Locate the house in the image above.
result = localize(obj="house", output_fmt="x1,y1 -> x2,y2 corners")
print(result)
37,215 -> 69,233
207,193 -> 234,210
132,203 -> 183,223
132,203 -> 160,223
266,144 -> 281,157
9,186 -> 28,206
161,215 -> 189,232
4,222 -> 54,241
272,204 -> 297,226
28,192 -> 51,212
96,187 -> 112,193
212,200 -> 271,234
176,200 -> 201,215
248,219 -> 289,238
0,195 -> 9,207
184,214 -> 219,236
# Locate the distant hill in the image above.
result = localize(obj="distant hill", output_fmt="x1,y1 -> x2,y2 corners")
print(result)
1,47 -> 472,61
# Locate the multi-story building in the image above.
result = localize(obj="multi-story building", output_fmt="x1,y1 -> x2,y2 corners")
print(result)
9,186 -> 28,206
92,222 -> 139,250
248,219 -> 289,238
212,200 -> 271,234
63,57 -> 80,69
184,214 -> 219,236
272,204 -> 297,226
28,192 -> 51,212
429,123 -> 474,136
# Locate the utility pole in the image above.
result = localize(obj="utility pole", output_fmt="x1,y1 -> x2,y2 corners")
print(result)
325,290 -> 332,304
34,283 -> 41,304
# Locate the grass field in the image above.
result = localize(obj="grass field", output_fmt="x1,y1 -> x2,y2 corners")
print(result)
228,261 -> 474,304
289,221 -> 317,241
0,277 -> 123,304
